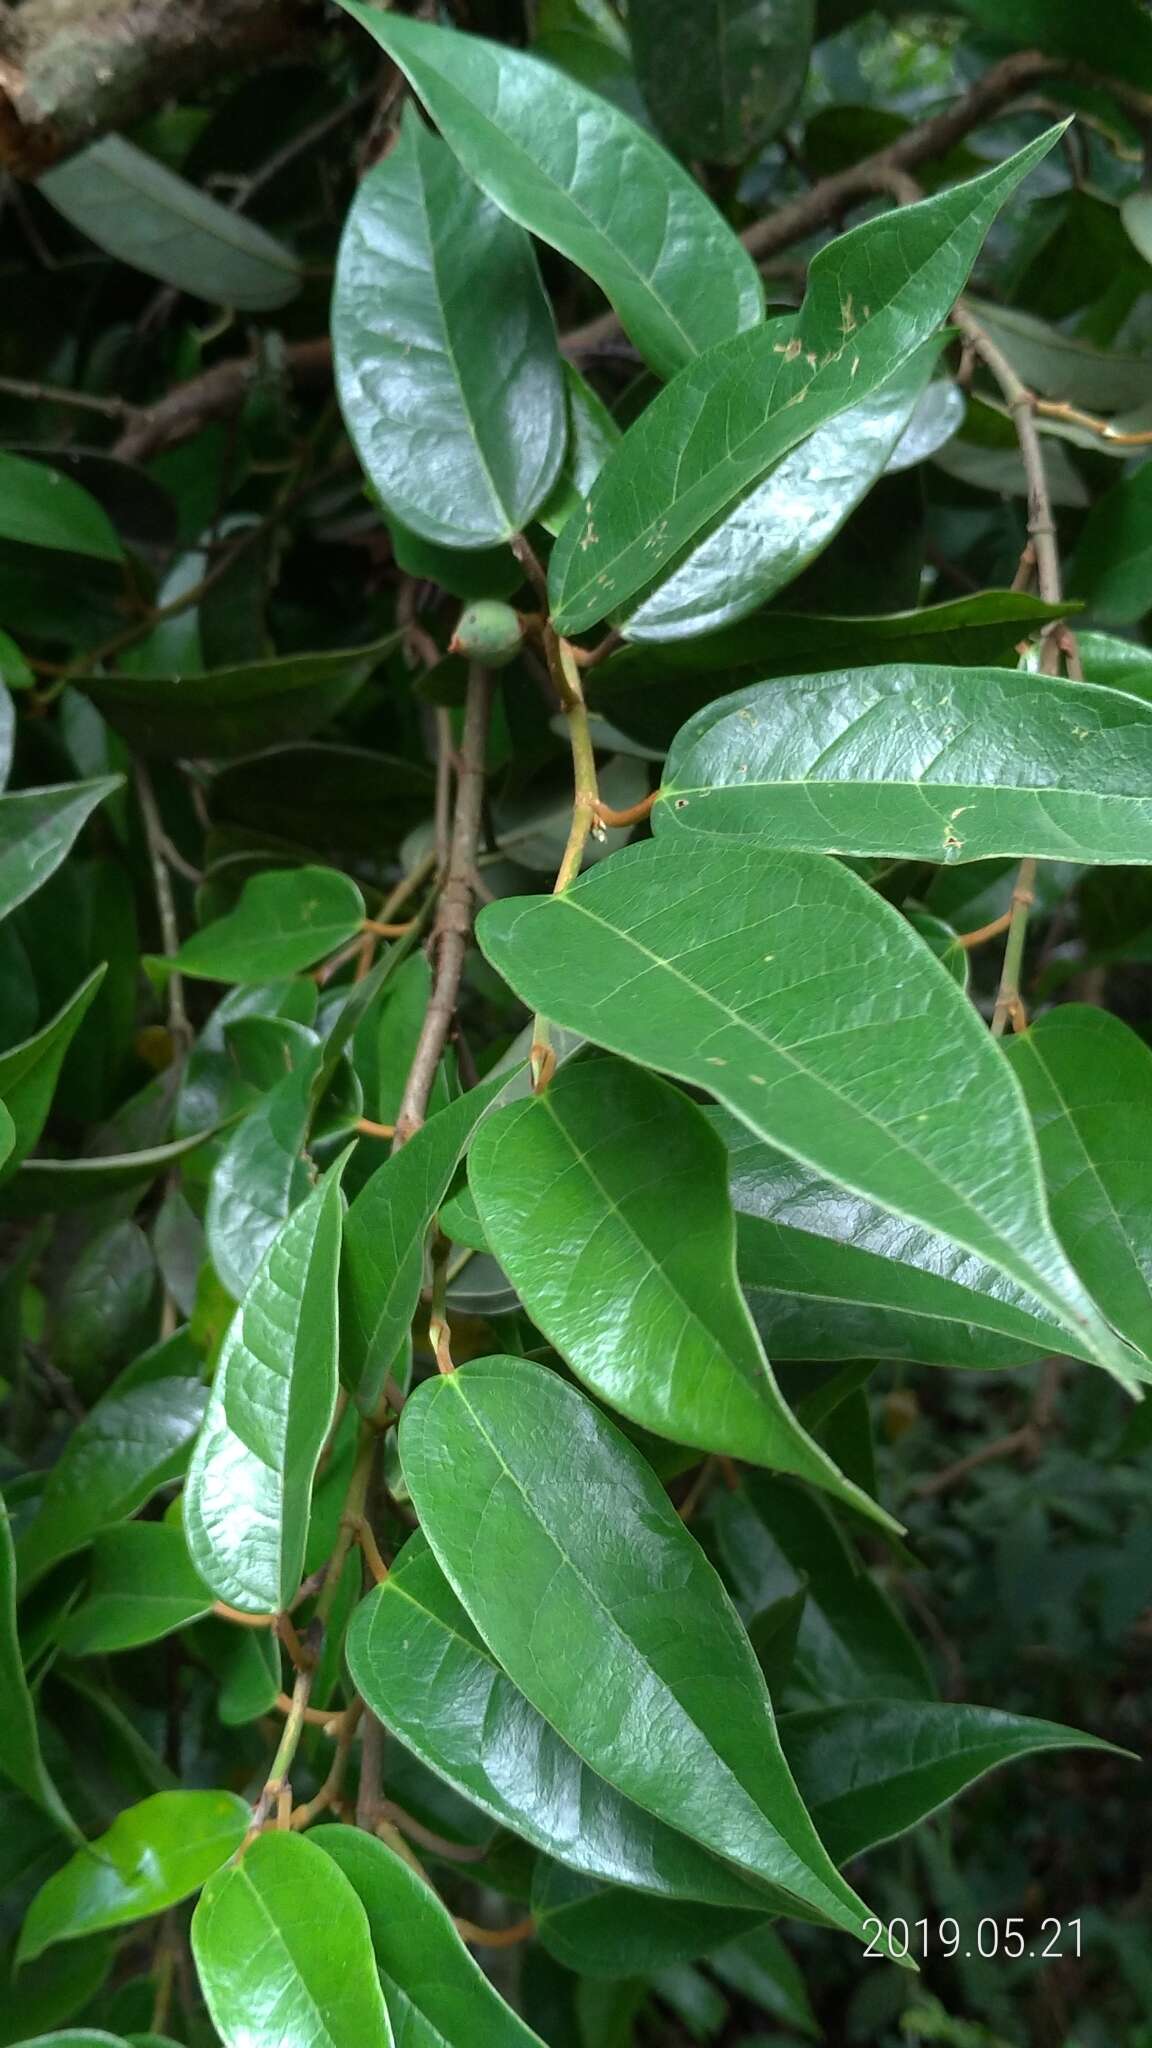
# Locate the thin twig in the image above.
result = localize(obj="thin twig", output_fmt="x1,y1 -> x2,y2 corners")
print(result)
135,762 -> 189,1055
0,373 -> 142,423
393,664 -> 493,1144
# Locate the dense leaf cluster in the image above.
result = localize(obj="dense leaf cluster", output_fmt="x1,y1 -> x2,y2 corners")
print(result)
2,3 -> 1152,2046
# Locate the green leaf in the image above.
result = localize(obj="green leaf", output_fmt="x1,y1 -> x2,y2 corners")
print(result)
39,136 -> 302,309
630,0 -> 813,163
963,296 -> 1152,414
705,1477 -> 932,1706
16,1334 -> 207,1589
313,1825 -> 548,2044
1069,458 -> 1152,626
19,1791 -> 250,1963
400,1356 -> 882,1941
0,452 -> 123,563
340,1072 -> 511,1409
192,1830 -> 393,2048
539,364 -> 622,540
1005,1007 -> 1152,1363
548,126 -> 1064,631
338,4 -> 763,380
4,2035 -> 128,2048
347,1531 -> 774,1908
0,628 -> 34,693
476,840 -> 1140,1383
709,1924 -> 818,2037
0,1496 -> 78,1841
0,1128 -> 216,1218
334,106 -> 565,548
73,639 -> 398,761
56,1524 -> 211,1657
781,1699 -> 1120,1865
590,591 -> 1069,752
0,968 -> 106,1184
185,1159 -> 346,1612
0,779 -> 123,924
952,0 -> 1152,91
205,1054 -> 318,1301
532,1862 -> 763,1978
619,340 -> 939,641
0,1102 -> 12,1170
655,664 -> 1152,864
470,1057 -> 893,1527
170,867 -> 365,984
728,1121 -> 1067,1370
55,1221 -> 156,1386
0,679 -> 13,792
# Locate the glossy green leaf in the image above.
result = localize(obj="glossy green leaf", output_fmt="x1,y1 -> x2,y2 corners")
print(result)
0,968 -> 105,1184
1078,631 -> 1152,692
204,1055 -> 317,1301
630,0 -> 813,163
0,680 -> 13,792
656,664 -> 1152,864
55,1220 -> 156,1386
313,1824 -> 547,2044
0,1496 -> 78,1840
620,341 -> 939,641
74,639 -> 398,761
400,1357 -> 882,1940
0,779 -> 123,925
57,1524 -> 211,1657
340,1071 -> 511,1408
1069,459 -> 1152,626
548,127 -> 1063,630
534,0 -> 643,118
39,136 -> 302,309
1006,1007 -> 1152,1363
471,1057 -> 892,1526
0,1102 -> 12,1169
532,1862 -> 763,1978
0,452 -> 123,563
539,364 -> 622,539
20,1791 -> 250,1963
5,2035 -> 128,2048
334,106 -> 565,548
727,1118 -> 1067,1369
590,591 -> 1068,751
170,867 -> 365,983
192,1830 -> 393,2048
0,1128 -> 213,1217
705,1478 -> 932,1706
478,841 -> 1140,1382
348,1532 -> 773,1908
185,1160 -> 345,1612
781,1699 -> 1119,1865
16,1334 -> 207,1589
338,4 -> 763,380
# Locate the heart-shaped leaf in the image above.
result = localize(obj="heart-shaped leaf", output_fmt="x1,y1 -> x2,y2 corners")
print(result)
170,867 -> 365,983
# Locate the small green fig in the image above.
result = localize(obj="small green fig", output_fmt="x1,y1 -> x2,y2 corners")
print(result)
449,599 -> 524,668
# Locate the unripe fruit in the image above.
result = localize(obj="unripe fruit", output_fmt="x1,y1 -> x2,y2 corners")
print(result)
449,599 -> 524,668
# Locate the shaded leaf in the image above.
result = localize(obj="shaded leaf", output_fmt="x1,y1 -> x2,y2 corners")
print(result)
192,1830 -> 393,2048
56,1524 -> 211,1657
39,136 -> 302,309
0,780 -> 123,925
0,1496 -> 78,1840
74,640 -> 398,761
339,4 -> 762,380
0,1129 -> 213,1218
549,127 -> 1064,631
0,968 -> 106,1185
314,1824 -> 547,2044
656,664 -> 1152,864
347,1531 -> 773,1908
1069,459 -> 1152,626
16,1334 -> 207,1589
185,1158 -> 345,1612
964,295 -> 1152,414
1006,1006 -> 1152,1362
170,867 -> 365,983
0,452 -> 122,563
532,1862 -> 763,1978
18,1791 -> 250,1962
589,590 -> 1069,750
540,364 -> 622,539
781,1698 -> 1120,1865
400,1356 -> 881,1939
630,0 -> 813,164
55,1220 -> 156,1385
477,840 -> 1139,1381
471,1057 -> 892,1525
334,106 -> 565,548
705,1477 -> 932,1706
